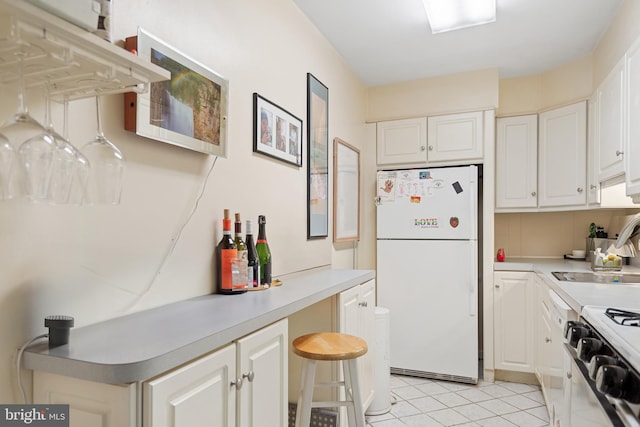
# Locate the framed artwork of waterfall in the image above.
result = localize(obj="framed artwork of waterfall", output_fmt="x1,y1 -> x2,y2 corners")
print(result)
124,29 -> 229,157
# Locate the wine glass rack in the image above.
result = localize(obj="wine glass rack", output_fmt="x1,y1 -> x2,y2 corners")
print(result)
0,0 -> 169,101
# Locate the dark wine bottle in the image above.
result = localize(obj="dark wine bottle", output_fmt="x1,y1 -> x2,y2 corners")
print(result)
216,209 -> 241,294
256,215 -> 272,285
245,219 -> 260,288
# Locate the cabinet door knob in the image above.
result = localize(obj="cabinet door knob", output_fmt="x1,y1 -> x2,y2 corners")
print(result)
231,377 -> 243,390
358,301 -> 368,307
531,191 -> 537,197
420,146 -> 426,151
495,284 -> 500,289
577,187 -> 583,193
566,371 -> 572,379
428,145 -> 433,151
545,337 -> 552,343
590,184 -> 597,190
616,150 -> 624,157
243,371 -> 255,382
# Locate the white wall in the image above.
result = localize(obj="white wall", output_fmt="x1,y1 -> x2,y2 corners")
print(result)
0,0 -> 369,403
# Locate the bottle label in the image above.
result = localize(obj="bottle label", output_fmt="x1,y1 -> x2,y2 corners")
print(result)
220,248 -> 238,290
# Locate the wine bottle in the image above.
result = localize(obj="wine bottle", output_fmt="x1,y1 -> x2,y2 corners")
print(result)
256,215 -> 272,285
216,209 -> 241,294
233,213 -> 248,290
245,219 -> 260,288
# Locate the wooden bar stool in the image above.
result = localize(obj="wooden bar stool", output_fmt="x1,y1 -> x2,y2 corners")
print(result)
293,332 -> 368,427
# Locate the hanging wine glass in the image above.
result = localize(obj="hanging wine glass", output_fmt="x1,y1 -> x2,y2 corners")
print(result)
0,132 -> 16,200
81,96 -> 125,205
61,96 -> 90,206
0,44 -> 55,201
45,89 -> 89,205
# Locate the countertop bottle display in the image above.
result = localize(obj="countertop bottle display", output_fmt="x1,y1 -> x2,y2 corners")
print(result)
256,215 -> 272,285
245,219 -> 260,288
216,209 -> 243,294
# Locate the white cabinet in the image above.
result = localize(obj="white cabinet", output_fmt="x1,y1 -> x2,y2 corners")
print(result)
427,111 -> 484,163
34,319 -> 288,427
376,111 -> 485,166
376,118 -> 427,165
33,372 -> 137,427
587,94 -> 602,205
493,272 -> 535,373
337,279 -> 375,410
147,319 -> 288,427
538,101 -> 587,207
626,37 -> 640,201
495,115 -> 538,208
145,344 -> 237,427
597,57 -> 626,182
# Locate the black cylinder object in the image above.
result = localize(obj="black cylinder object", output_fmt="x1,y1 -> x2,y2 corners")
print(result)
44,315 -> 74,347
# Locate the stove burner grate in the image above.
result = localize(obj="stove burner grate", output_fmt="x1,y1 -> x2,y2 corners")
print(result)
605,308 -> 640,327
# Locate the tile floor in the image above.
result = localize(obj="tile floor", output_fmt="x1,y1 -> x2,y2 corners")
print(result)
365,374 -> 550,427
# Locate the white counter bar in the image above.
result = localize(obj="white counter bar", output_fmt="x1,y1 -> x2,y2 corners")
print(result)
495,258 -> 640,312
23,268 -> 375,384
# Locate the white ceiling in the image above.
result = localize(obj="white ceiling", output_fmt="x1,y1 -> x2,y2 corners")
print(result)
293,0 -> 623,86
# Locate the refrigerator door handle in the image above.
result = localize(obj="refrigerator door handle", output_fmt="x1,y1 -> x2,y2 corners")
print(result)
469,243 -> 477,317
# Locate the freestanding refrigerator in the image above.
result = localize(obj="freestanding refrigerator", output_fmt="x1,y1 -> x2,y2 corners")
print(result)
376,165 -> 479,384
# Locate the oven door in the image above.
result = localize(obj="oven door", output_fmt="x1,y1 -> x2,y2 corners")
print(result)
564,345 -> 624,427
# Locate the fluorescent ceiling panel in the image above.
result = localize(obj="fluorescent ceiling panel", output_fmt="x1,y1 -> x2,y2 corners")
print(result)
423,0 -> 496,34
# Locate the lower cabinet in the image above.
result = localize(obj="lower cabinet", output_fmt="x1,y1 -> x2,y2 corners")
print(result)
34,318 -> 288,427
337,279 -> 375,410
493,272 -> 535,373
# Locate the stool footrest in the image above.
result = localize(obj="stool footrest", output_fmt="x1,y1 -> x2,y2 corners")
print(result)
314,381 -> 345,388
312,401 -> 353,408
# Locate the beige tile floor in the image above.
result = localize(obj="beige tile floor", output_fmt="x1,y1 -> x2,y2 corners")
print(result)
365,374 -> 550,427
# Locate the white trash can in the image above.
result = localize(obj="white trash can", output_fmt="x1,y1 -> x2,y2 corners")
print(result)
366,306 -> 391,416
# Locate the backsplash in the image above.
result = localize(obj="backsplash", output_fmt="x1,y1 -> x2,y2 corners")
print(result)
495,209 -> 640,259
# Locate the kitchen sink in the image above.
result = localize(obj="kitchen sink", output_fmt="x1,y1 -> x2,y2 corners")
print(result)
552,271 -> 640,284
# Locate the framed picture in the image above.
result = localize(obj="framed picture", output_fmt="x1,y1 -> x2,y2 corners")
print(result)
306,73 -> 329,239
333,138 -> 360,242
124,28 -> 228,156
252,93 -> 303,166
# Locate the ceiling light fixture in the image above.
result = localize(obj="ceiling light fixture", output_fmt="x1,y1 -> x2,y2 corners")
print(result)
423,0 -> 496,34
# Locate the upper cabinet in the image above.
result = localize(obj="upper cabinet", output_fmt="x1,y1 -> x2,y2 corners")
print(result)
376,117 -> 427,165
427,111 -> 484,163
597,57 -> 626,182
538,101 -> 587,207
625,37 -> 640,201
376,111 -> 485,167
495,115 -> 538,209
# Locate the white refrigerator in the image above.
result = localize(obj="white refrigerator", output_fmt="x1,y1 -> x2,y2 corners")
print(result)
376,165 -> 479,384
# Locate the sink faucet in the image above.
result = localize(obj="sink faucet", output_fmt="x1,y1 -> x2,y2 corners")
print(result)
612,213 -> 640,257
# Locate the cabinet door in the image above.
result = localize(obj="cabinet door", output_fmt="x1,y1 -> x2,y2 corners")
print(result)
337,280 -> 375,411
237,319 -> 288,427
144,344 -> 236,427
538,101 -> 587,207
626,38 -> 640,200
587,94 -> 601,205
496,115 -> 538,208
493,272 -> 535,373
598,57 -> 626,182
376,118 -> 427,165
34,372 -> 136,427
427,111 -> 483,163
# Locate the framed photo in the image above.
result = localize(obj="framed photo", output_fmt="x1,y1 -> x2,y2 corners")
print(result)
333,138 -> 360,242
252,93 -> 303,166
306,73 -> 329,239
125,28 -> 229,156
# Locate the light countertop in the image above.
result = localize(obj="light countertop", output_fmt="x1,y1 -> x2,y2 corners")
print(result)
23,268 -> 375,384
494,258 -> 640,313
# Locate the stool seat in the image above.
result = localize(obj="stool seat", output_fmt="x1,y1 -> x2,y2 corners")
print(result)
293,332 -> 367,361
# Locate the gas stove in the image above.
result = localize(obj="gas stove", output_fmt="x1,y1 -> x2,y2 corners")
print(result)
565,306 -> 640,427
